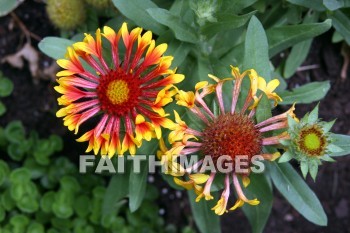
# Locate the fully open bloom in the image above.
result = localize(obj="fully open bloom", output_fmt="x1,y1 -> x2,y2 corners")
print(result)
55,23 -> 183,156
161,66 -> 296,215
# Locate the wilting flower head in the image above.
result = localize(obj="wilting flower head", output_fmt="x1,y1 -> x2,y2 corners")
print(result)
55,23 -> 183,156
279,105 -> 343,180
161,66 -> 296,215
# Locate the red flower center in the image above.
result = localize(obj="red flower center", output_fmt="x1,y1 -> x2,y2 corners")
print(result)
97,68 -> 142,116
201,113 -> 262,163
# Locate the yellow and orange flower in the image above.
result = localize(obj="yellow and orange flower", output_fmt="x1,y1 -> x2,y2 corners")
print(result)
161,66 -> 295,215
55,23 -> 184,156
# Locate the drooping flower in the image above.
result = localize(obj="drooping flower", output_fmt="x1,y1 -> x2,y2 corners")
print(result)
279,105 -> 343,180
55,23 -> 184,157
160,66 -> 294,215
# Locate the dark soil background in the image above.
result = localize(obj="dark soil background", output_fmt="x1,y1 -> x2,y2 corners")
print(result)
0,1 -> 349,233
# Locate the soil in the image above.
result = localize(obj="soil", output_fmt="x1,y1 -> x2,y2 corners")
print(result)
0,1 -> 349,233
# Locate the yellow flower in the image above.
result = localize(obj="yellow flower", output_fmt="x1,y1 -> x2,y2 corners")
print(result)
168,110 -> 188,143
257,77 -> 282,105
176,90 -> 195,108
174,177 -> 203,195
212,196 -> 228,215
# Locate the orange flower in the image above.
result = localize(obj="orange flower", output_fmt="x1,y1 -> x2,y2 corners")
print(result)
55,23 -> 184,156
165,66 -> 294,214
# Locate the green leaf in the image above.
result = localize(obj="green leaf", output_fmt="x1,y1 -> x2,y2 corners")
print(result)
7,143 -> 26,161
278,81 -> 330,105
49,135 -> 63,152
188,190 -> 221,233
268,19 -> 332,57
242,174 -> 273,233
283,11 -> 318,78
283,38 -> 312,78
41,191 -> 55,213
279,151 -> 293,163
147,8 -> 198,43
73,195 -> 91,218
0,160 -> 10,186
128,157 -> 148,212
10,214 -> 30,229
243,16 -> 271,81
309,160 -> 319,181
200,11 -> 256,38
129,139 -> 158,212
323,0 -> 344,11
300,161 -> 309,178
328,10 -> 350,44
38,37 -> 74,60
0,0 -> 20,16
268,162 -> 327,226
308,104 -> 319,124
0,78 -> 14,97
165,39 -> 191,68
102,159 -> 129,216
1,190 -> 15,211
60,176 -> 80,193
255,94 -> 272,123
52,192 -> 74,219
27,222 -> 45,233
17,195 -> 39,213
332,30 -> 344,43
10,168 -> 31,183
330,134 -> 350,156
286,0 -> 326,11
112,0 -> 166,35
223,0 -> 258,13
0,101 -> 6,116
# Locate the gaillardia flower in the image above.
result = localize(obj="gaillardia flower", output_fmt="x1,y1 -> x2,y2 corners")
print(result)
55,23 -> 184,156
161,66 -> 296,215
279,105 -> 343,180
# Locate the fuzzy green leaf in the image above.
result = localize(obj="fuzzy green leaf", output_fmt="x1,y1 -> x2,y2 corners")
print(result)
308,104 -> 319,124
323,0 -> 344,11
328,10 -> 350,44
268,162 -> 327,226
278,81 -> 330,105
0,0 -> 20,16
223,0 -> 258,13
147,8 -> 198,43
322,120 -> 335,133
255,94 -> 272,123
279,151 -> 293,163
286,0 -> 326,11
268,20 -> 332,57
38,37 -> 74,60
112,0 -> 166,35
327,144 -> 343,153
329,134 -> 350,156
243,16 -> 271,81
201,11 -> 256,38
283,11 -> 318,78
165,39 -> 191,67
309,160 -> 319,181
300,161 -> 309,178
